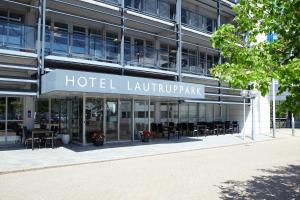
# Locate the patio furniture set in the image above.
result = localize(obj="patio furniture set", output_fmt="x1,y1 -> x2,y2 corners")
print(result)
150,121 -> 240,140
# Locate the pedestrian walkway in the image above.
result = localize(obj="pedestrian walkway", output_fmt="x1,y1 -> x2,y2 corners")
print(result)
0,129 -> 298,174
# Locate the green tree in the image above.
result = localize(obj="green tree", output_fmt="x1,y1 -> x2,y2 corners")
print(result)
211,0 -> 300,115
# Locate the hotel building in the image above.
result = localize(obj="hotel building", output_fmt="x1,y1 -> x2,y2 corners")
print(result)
0,0 -> 270,145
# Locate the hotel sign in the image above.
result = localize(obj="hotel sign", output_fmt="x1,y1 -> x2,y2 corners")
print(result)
41,69 -> 205,99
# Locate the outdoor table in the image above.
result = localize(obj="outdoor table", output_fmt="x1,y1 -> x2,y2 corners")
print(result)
31,129 -> 54,150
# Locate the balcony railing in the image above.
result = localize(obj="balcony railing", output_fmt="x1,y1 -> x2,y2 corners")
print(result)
45,30 -> 177,72
45,30 -> 120,64
125,0 -> 175,21
181,51 -> 218,76
125,44 -> 176,72
181,9 -> 217,34
0,20 -> 36,53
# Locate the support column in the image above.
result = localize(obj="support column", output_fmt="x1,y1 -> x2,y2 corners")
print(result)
103,98 -> 107,143
118,98 -> 120,140
41,0 -> 46,75
82,94 -> 86,145
131,98 -> 135,141
148,97 -> 151,131
272,79 -> 276,137
37,0 -> 42,95
120,0 -> 125,75
175,0 -> 182,81
217,0 -> 222,65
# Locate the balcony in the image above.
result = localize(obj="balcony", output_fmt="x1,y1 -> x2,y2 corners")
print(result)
125,0 -> 176,21
0,20 -> 36,53
181,50 -> 218,76
44,30 -> 177,72
125,44 -> 176,72
181,9 -> 217,34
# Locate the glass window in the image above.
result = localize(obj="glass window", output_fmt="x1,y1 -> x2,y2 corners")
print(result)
0,97 -> 5,121
106,32 -> 119,62
160,44 -> 169,69
89,30 -> 104,60
7,97 -> 23,120
106,100 -> 118,141
145,40 -> 155,67
207,18 -> 213,32
53,22 -> 68,54
0,97 -> 6,143
189,103 -> 197,123
72,26 -> 86,56
124,36 -> 131,63
144,0 -> 157,15
159,0 -> 170,19
35,99 -> 49,128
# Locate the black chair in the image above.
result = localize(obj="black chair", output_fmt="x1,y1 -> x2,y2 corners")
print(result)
157,123 -> 163,138
151,123 -> 158,138
197,122 -> 208,137
216,122 -> 225,135
232,121 -> 239,133
225,121 -> 234,134
207,122 -> 218,135
181,123 -> 188,136
188,123 -> 196,136
24,127 -> 41,149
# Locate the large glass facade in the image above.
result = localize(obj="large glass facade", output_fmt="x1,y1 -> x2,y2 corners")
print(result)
0,97 -> 23,145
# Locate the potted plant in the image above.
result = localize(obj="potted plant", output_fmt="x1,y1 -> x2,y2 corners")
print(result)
61,133 -> 70,145
141,130 -> 151,142
91,132 -> 105,146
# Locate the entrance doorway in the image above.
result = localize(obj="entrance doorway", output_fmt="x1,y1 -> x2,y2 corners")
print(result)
85,98 -> 104,143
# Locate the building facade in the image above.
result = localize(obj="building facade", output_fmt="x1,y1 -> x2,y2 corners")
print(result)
0,0 -> 270,145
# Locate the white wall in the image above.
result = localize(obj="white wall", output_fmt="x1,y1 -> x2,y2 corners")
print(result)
228,93 -> 270,139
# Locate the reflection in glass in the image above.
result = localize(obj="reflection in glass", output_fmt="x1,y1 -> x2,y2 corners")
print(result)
35,99 -> 49,128
7,97 -> 23,120
120,100 -> 131,140
106,100 -> 118,141
51,99 -> 68,134
134,101 -> 148,139
86,98 -> 104,143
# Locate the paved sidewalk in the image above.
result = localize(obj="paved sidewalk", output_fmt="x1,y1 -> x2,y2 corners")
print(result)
0,129 -> 298,173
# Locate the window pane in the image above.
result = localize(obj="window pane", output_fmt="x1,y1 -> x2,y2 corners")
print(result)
7,97 -> 23,120
0,97 -> 5,120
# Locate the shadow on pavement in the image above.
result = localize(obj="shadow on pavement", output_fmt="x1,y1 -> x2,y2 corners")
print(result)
218,163 -> 300,200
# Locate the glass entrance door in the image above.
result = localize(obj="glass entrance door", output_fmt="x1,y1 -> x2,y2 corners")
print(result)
68,98 -> 83,143
85,98 -> 104,143
106,99 -> 118,141
120,100 -> 132,140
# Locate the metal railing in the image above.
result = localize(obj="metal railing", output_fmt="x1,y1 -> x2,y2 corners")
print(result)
125,44 -> 176,72
45,30 -> 120,64
0,20 -> 36,53
125,0 -> 175,21
181,52 -> 218,76
181,9 -> 217,34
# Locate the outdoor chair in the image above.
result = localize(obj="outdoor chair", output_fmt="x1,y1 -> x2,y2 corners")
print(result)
207,122 -> 218,135
225,121 -> 234,134
151,123 -> 158,138
232,121 -> 239,133
188,123 -> 196,136
181,123 -> 188,136
24,127 -> 41,149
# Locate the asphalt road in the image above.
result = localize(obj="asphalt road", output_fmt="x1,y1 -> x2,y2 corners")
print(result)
0,134 -> 299,200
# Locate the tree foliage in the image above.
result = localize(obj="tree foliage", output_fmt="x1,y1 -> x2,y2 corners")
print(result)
211,0 -> 300,115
